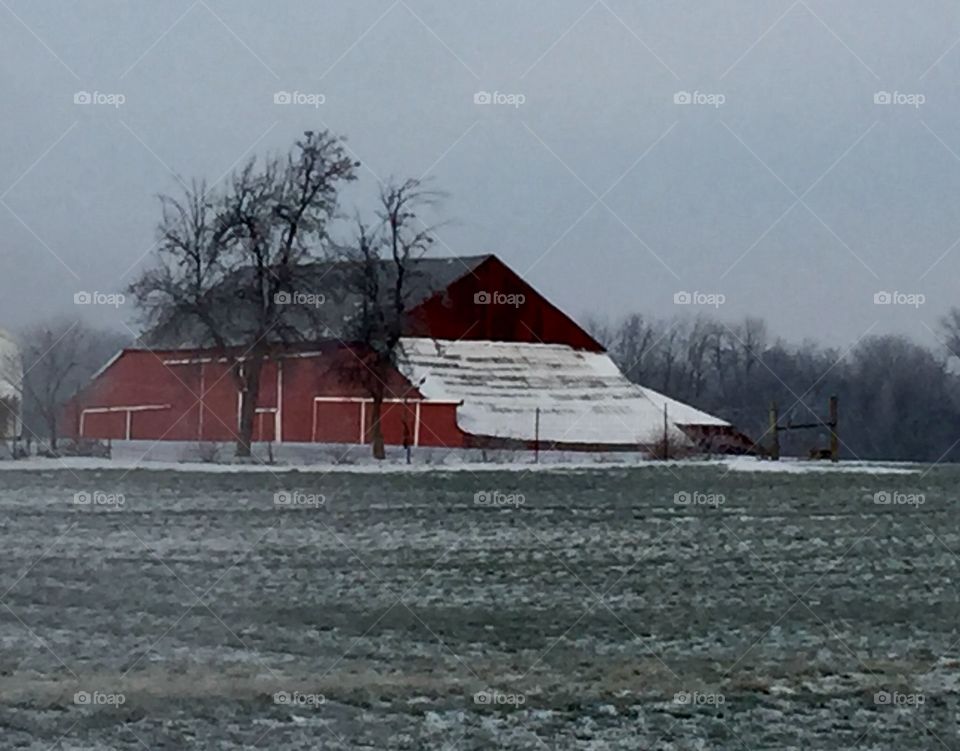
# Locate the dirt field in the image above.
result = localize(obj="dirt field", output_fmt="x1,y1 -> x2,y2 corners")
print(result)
0,463 -> 957,749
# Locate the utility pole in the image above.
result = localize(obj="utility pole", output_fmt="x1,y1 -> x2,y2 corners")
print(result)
663,404 -> 669,461
768,401 -> 780,461
534,407 -> 540,464
829,395 -> 839,463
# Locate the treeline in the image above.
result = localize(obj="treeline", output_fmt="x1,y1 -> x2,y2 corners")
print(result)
587,313 -> 960,462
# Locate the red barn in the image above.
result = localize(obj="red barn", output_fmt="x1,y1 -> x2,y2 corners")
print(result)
65,255 -> 753,453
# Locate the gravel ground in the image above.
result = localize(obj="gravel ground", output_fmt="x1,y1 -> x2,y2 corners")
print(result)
0,463 -> 957,749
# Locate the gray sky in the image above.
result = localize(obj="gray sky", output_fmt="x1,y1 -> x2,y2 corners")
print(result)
2,0 -> 960,347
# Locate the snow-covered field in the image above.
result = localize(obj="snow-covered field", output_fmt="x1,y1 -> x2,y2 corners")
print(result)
0,463 -> 954,749
0,439 -> 922,476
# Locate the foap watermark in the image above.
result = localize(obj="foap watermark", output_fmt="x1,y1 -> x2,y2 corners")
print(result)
74,491 -> 125,507
74,90 -> 125,108
74,690 -> 126,706
474,490 -> 525,508
75,291 -> 126,308
474,689 -> 526,706
474,91 -> 526,108
674,690 -> 725,706
875,690 -> 924,706
274,291 -> 326,307
674,291 -> 725,308
273,690 -> 326,707
474,290 -> 525,308
873,291 -> 925,308
275,490 -> 326,508
874,91 -> 925,109
674,491 -> 725,508
874,490 -> 924,507
674,91 -> 725,108
274,90 -> 326,108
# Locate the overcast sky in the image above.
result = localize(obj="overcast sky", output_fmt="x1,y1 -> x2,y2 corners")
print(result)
2,0 -> 960,347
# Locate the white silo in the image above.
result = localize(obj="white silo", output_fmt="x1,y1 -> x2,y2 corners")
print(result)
0,329 -> 22,440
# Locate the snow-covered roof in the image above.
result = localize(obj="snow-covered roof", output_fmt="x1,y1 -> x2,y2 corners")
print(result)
400,338 -> 728,445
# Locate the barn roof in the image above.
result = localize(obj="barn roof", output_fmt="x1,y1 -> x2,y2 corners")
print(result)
399,338 -> 728,445
145,254 -> 492,349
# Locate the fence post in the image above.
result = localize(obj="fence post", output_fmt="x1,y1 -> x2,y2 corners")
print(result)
829,395 -> 839,463
534,407 -> 540,464
663,404 -> 669,461
769,402 -> 780,461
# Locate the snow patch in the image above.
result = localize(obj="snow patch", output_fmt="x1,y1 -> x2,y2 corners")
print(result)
719,456 -> 920,475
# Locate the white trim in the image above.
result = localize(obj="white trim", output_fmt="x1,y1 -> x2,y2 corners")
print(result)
198,362 -> 205,441
359,401 -> 366,444
414,401 -> 421,447
79,404 -> 170,439
276,360 -> 283,443
283,351 -> 326,360
162,351 -> 325,366
88,349 -> 125,382
81,405 -> 171,413
311,396 -> 460,405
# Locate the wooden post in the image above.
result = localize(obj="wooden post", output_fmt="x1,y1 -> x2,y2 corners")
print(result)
534,407 -> 540,464
829,395 -> 839,463
769,401 -> 780,461
663,404 -> 669,461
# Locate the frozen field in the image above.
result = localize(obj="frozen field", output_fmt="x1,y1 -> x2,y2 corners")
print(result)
0,462 -> 957,749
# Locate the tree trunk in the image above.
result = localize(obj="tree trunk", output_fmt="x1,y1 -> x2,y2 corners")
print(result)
236,357 -> 264,458
47,415 -> 58,451
369,395 -> 386,460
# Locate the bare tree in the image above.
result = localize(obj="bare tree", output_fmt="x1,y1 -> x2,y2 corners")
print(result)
129,130 -> 358,457
611,314 -> 660,384
939,307 -> 960,357
0,320 -> 129,451
339,178 -> 441,459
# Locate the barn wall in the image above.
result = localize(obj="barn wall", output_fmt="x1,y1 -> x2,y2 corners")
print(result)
373,401 -> 416,446
313,401 -> 361,443
69,351 -> 280,443
281,349 -> 427,443
82,410 -> 126,440
407,256 -> 603,351
417,403 -> 466,447
67,346 -> 467,448
72,351 -> 203,441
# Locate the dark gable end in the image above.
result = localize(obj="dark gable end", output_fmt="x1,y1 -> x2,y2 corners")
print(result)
406,256 -> 605,352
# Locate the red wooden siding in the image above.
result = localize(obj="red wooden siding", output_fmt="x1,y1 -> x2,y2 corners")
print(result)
406,256 -> 603,351
313,400 -> 361,443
